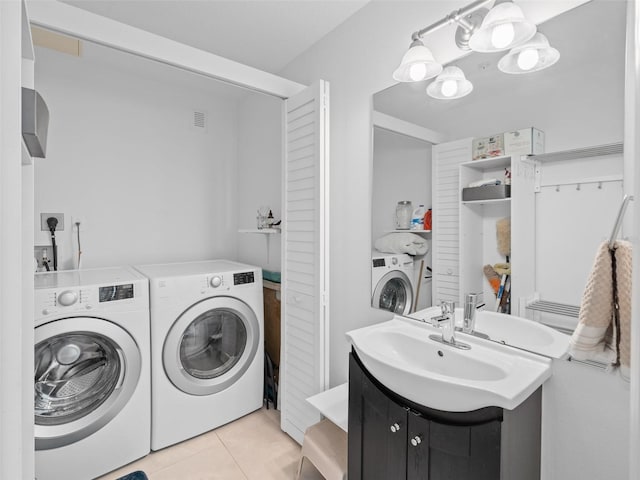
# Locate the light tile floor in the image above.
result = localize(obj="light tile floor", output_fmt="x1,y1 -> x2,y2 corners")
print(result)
98,407 -> 324,480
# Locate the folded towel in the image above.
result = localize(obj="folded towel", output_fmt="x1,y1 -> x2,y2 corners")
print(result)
468,178 -> 501,188
374,233 -> 429,256
569,240 -> 633,376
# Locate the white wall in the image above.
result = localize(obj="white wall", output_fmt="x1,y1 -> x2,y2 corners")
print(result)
541,361 -> 630,480
235,91 -> 283,272
278,0 -> 628,477
33,42 -> 241,269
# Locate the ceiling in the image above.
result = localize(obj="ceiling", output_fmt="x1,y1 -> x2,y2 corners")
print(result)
374,0 -> 626,136
60,0 -> 370,74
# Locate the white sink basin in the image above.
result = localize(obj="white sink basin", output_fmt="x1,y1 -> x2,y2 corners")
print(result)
409,307 -> 570,359
383,331 -> 507,382
346,317 -> 551,412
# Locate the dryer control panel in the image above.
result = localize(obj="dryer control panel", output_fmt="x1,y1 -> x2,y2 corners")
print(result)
202,270 -> 258,295
233,271 -> 255,285
99,283 -> 134,302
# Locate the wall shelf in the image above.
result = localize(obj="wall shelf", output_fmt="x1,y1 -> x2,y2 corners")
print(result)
461,155 -> 512,170
385,229 -> 432,234
459,151 -> 523,313
238,228 -> 281,263
531,142 -> 623,163
238,228 -> 281,234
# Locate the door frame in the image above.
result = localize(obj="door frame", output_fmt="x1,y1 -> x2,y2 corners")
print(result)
625,1 -> 640,478
0,1 -> 35,478
27,1 -> 305,99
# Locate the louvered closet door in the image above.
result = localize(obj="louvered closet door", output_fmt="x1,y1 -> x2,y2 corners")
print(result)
432,138 -> 472,305
281,80 -> 330,444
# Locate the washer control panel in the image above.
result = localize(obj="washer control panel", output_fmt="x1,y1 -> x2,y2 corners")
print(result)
35,282 -> 141,318
57,290 -> 78,306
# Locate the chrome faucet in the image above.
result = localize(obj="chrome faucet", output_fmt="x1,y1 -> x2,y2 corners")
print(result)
440,301 -> 456,343
430,301 -> 455,343
463,293 -> 479,334
429,300 -> 471,350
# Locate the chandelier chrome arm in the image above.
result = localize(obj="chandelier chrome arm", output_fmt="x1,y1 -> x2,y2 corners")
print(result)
410,0 -> 494,41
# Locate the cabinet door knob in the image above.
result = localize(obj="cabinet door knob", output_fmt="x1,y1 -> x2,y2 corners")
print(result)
410,435 -> 422,447
390,423 -> 401,433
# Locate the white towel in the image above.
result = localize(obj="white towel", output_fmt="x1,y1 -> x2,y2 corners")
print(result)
374,233 -> 429,256
569,241 -> 633,376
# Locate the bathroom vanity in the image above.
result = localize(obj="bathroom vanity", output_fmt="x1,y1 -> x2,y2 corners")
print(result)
346,312 -> 569,480
349,351 -> 541,480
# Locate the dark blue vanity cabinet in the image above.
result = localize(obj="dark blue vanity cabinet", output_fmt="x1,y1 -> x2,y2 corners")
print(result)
348,350 -> 541,480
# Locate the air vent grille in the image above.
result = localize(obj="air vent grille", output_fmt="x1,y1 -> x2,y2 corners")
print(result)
193,111 -> 206,129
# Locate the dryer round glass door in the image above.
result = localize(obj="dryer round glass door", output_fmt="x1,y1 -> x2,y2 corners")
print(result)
34,317 -> 142,450
163,296 -> 260,396
372,270 -> 414,315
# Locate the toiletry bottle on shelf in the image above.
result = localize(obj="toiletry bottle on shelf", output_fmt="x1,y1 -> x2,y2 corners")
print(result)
423,208 -> 432,231
266,210 -> 274,228
504,168 -> 511,186
411,205 -> 426,230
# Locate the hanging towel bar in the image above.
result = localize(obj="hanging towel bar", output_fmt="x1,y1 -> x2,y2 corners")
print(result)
567,357 -> 610,371
525,300 -> 580,318
609,194 -> 634,248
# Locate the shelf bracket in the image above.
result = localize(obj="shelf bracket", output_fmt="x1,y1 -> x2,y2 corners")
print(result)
265,234 -> 271,264
533,159 -> 542,193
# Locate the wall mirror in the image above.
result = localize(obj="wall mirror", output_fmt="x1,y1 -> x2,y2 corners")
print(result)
370,0 -> 626,335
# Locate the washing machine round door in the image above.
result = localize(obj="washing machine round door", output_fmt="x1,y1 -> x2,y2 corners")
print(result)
34,317 -> 141,450
163,296 -> 260,396
372,271 -> 414,315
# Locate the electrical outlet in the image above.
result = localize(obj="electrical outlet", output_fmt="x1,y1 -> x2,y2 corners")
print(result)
40,213 -> 64,231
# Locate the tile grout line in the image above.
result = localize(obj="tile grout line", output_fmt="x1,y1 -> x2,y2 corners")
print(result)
214,429 -> 251,480
136,447 -> 209,478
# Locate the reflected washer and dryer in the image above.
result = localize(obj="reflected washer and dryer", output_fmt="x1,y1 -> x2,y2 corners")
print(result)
371,251 -> 415,315
134,260 -> 264,451
34,266 -> 150,480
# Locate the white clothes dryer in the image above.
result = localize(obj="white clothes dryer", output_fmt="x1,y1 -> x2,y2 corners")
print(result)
371,252 -> 415,315
134,260 -> 264,451
34,266 -> 150,480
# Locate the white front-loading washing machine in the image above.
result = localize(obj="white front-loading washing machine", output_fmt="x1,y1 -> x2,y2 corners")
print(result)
134,260 -> 264,451
34,266 -> 150,480
371,252 -> 415,315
